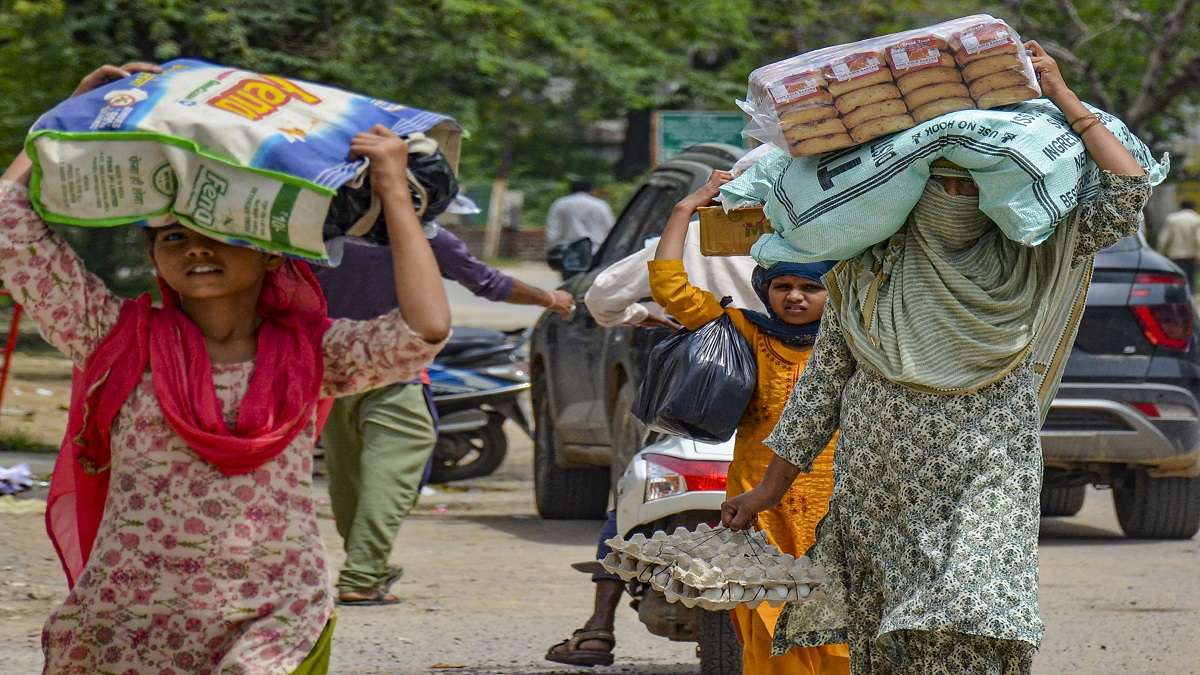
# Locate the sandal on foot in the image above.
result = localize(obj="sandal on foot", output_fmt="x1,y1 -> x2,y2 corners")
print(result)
545,628 -> 616,667
335,588 -> 400,607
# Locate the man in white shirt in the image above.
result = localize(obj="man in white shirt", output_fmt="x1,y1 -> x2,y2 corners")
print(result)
1159,199 -> 1200,284
545,180 -> 615,256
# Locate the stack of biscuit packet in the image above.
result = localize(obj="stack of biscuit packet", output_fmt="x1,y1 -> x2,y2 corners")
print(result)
744,15 -> 1041,157
600,523 -> 828,611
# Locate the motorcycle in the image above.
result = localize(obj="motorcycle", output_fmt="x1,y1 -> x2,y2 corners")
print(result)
426,327 -> 532,484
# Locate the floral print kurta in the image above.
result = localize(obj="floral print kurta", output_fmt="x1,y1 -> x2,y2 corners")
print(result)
764,172 -> 1150,674
0,181 -> 444,675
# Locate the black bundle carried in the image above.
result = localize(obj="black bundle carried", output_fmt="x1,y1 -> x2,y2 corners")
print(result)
633,307 -> 757,443
324,132 -> 458,244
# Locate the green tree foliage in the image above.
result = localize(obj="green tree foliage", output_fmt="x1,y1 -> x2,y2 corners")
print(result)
0,0 -> 1193,287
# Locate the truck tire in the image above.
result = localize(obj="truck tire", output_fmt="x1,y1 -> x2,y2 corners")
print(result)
533,377 -> 609,520
698,610 -> 742,675
1039,484 -> 1085,517
1113,470 -> 1200,539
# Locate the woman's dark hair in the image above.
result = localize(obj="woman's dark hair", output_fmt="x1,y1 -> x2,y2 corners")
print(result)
569,179 -> 593,194
1183,199 -> 1196,210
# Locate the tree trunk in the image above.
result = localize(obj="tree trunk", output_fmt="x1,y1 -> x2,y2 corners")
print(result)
615,109 -> 651,180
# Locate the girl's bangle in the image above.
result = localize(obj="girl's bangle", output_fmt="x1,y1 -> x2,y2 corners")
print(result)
1068,114 -> 1095,128
1074,117 -> 1102,137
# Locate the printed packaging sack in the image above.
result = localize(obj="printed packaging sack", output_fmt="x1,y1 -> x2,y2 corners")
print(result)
633,313 -> 757,443
25,59 -> 462,264
725,99 -> 1168,265
741,14 -> 1040,157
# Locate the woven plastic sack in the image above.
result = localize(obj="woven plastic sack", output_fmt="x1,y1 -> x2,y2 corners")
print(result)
633,312 -> 757,443
737,99 -> 1168,265
25,59 -> 462,264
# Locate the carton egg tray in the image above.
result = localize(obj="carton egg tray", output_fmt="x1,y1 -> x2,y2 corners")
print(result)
600,523 -> 828,611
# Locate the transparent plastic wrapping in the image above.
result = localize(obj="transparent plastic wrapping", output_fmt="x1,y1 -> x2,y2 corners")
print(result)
741,15 -> 1040,157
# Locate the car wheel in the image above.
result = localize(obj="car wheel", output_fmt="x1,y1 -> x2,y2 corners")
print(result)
1039,484 -> 1086,517
533,375 -> 609,520
609,379 -> 651,496
697,610 -> 742,675
1113,470 -> 1200,539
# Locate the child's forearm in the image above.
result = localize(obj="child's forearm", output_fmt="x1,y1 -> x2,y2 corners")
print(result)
383,191 -> 451,343
2,151 -> 33,185
653,204 -> 693,261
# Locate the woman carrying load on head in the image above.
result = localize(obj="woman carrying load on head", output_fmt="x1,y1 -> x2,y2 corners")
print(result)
645,173 -> 850,675
721,42 -> 1151,674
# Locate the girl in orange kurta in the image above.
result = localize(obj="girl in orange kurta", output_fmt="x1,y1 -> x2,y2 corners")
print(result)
649,170 -> 849,675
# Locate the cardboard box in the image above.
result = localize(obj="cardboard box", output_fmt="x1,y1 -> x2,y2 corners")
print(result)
698,205 -> 773,256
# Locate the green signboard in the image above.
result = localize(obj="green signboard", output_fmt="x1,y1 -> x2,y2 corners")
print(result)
653,111 -> 748,165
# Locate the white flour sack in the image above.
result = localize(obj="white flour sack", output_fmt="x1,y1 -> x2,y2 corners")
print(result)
25,59 -> 462,264
748,99 -> 1168,265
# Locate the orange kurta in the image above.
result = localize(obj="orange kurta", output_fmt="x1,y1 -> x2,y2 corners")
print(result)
649,259 -> 848,675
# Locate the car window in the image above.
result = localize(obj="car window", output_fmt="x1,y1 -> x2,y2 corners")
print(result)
592,185 -> 664,268
630,180 -> 688,245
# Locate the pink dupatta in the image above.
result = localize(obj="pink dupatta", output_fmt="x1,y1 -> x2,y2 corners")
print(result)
46,261 -> 333,587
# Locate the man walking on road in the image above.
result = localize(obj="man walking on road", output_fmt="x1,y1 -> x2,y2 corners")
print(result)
545,179 -> 615,259
1157,199 -> 1200,284
317,227 -> 572,606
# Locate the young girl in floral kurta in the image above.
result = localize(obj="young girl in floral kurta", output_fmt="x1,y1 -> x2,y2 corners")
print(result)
648,174 -> 850,675
0,63 -> 451,675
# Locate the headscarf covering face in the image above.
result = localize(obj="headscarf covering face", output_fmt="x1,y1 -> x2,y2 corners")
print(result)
742,260 -> 836,347
826,168 -> 1095,419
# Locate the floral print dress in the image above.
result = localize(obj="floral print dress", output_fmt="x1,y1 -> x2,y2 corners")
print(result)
763,172 -> 1151,675
0,181 -> 444,675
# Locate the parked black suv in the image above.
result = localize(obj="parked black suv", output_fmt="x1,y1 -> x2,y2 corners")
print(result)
530,146 -> 1200,538
1041,231 -> 1200,538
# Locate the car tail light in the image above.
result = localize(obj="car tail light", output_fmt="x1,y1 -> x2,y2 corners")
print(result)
1128,273 -> 1192,351
1131,401 -> 1197,420
642,453 -> 730,503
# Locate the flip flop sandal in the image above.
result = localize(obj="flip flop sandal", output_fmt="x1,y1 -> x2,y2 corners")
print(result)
335,588 -> 401,607
381,565 -> 404,593
544,628 -> 616,667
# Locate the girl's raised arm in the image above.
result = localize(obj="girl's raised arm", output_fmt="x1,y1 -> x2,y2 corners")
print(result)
320,127 -> 451,397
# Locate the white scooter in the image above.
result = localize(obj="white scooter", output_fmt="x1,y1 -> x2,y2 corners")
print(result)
611,433 -> 742,675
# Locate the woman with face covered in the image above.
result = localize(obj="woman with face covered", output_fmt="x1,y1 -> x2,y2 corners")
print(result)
722,42 -> 1151,674
650,173 -> 851,675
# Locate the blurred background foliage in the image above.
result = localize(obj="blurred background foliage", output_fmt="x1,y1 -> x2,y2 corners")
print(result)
0,0 -> 1196,288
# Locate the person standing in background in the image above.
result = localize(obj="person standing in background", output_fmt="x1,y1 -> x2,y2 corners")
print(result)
316,228 -> 572,606
545,179 -> 616,258
1158,199 -> 1200,284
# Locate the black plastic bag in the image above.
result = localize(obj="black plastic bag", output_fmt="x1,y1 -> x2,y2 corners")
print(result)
323,136 -> 458,244
633,312 -> 757,443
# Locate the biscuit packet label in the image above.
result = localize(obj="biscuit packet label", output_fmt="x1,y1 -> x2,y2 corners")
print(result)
769,72 -> 823,106
959,23 -> 1015,54
890,38 -> 942,72
828,53 -> 883,82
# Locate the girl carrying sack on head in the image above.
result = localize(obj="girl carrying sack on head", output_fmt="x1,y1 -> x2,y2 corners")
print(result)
649,172 -> 850,675
0,63 -> 451,675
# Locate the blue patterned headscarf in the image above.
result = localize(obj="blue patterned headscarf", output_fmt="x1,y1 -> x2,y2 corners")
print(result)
742,261 -> 836,346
